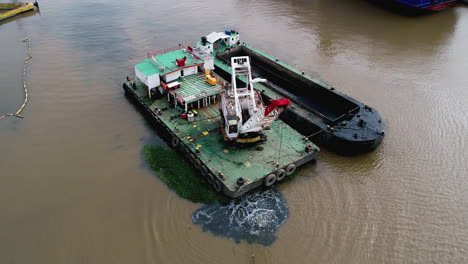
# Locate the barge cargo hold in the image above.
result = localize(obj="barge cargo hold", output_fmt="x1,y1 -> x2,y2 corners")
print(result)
213,42 -> 385,155
123,47 -> 319,198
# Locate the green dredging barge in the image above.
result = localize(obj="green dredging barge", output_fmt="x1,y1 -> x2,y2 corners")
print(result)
123,45 -> 319,198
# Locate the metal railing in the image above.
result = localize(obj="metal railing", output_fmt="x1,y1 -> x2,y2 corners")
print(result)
146,45 -> 186,58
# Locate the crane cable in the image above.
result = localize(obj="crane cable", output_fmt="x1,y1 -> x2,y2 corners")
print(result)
276,121 -> 284,166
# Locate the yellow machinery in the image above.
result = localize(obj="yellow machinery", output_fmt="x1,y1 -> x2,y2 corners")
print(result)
0,2 -> 38,21
204,69 -> 217,86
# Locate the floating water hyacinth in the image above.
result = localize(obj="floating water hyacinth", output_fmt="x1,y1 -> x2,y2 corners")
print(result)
144,145 -> 228,204
192,188 -> 289,246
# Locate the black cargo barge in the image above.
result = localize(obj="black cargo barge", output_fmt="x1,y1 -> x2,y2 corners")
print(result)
214,44 -> 385,155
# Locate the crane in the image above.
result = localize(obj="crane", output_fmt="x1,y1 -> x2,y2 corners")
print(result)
220,56 -> 290,144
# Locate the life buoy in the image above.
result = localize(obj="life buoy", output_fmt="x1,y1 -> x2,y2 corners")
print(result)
286,164 -> 296,176
171,136 -> 180,147
276,169 -> 287,181
264,174 -> 276,187
213,180 -> 222,192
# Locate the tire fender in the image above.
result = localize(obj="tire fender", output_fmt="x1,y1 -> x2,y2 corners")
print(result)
201,166 -> 209,176
276,169 -> 287,181
194,159 -> 201,169
190,154 -> 197,165
264,174 -> 276,187
285,164 -> 296,176
206,173 -> 214,184
171,136 -> 180,147
213,180 -> 222,192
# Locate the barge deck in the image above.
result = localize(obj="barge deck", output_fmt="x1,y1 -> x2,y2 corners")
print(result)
123,73 -> 319,198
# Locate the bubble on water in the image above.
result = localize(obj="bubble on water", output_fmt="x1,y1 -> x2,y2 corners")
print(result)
192,189 -> 288,245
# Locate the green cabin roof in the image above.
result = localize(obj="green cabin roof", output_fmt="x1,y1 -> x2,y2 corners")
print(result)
136,49 -> 203,76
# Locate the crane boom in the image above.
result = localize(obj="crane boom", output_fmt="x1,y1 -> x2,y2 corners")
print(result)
239,99 -> 290,133
221,56 -> 290,143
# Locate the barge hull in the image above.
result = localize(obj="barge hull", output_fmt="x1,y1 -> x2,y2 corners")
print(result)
367,0 -> 457,14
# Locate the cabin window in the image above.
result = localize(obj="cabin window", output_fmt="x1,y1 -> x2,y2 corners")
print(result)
229,124 -> 238,134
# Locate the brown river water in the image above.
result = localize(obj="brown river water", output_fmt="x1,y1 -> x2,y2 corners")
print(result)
1,0 -> 467,263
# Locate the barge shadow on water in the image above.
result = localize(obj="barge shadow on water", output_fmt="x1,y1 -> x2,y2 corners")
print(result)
214,43 -> 385,155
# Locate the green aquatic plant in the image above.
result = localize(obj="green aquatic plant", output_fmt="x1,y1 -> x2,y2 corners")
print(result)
144,145 -> 229,204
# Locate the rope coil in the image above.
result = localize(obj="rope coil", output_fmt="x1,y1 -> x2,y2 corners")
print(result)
0,38 -> 31,120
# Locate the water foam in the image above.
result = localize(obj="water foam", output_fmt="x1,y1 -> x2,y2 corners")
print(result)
192,189 -> 288,245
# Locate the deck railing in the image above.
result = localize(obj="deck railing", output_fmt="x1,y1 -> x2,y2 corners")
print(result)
146,45 -> 186,58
